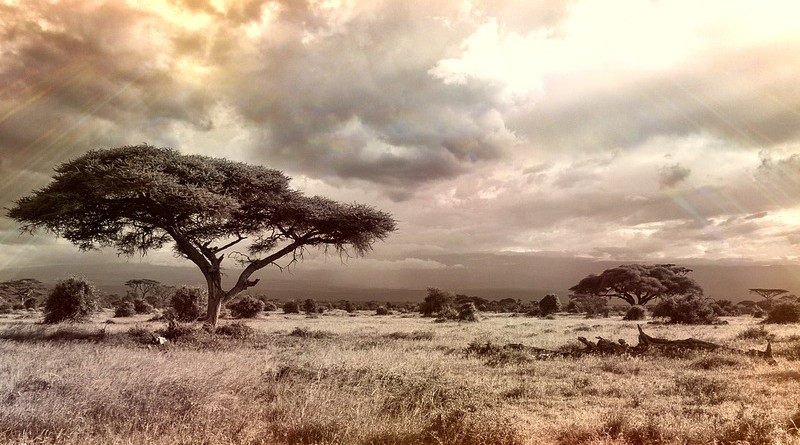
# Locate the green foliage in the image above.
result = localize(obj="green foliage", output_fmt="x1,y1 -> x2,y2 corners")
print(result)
227,296 -> 265,319
420,287 -> 454,317
283,300 -> 300,314
623,305 -> 647,321
570,263 -> 703,306
763,303 -> 800,324
538,294 -> 561,316
113,300 -> 136,317
652,294 -> 717,324
170,287 -> 206,322
43,277 -> 99,324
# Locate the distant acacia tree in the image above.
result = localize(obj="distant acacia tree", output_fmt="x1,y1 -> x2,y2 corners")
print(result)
0,278 -> 46,305
8,145 -> 397,327
749,288 -> 789,301
570,264 -> 703,306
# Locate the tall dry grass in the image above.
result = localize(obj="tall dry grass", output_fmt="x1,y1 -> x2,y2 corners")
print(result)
0,311 -> 798,444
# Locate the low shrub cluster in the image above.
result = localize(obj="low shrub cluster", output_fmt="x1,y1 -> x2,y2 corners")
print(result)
227,296 -> 264,319
170,287 -> 206,322
763,303 -> 800,324
652,294 -> 717,324
43,277 -> 99,324
623,305 -> 647,321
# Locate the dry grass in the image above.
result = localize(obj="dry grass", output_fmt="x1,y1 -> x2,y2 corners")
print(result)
0,311 -> 798,444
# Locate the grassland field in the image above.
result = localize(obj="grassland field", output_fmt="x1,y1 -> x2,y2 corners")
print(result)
1,309 -> 799,445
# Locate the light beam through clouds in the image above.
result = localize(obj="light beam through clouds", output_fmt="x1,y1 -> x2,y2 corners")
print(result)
1,0 -> 800,292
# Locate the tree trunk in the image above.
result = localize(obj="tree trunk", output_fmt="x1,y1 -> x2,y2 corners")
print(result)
205,275 -> 225,328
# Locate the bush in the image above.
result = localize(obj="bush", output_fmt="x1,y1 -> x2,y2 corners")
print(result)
43,277 -> 99,323
133,298 -> 154,314
215,321 -> 254,339
435,307 -> 459,322
420,287 -> 454,317
652,294 -> 717,324
263,301 -> 278,312
301,298 -> 318,315
283,300 -> 300,314
23,297 -> 39,310
0,302 -> 12,314
623,305 -> 647,321
228,296 -> 265,318
344,300 -> 356,313
375,306 -> 390,315
458,302 -> 480,322
764,303 -> 800,324
170,287 -> 206,322
158,321 -> 199,341
113,300 -> 136,317
539,294 -> 561,316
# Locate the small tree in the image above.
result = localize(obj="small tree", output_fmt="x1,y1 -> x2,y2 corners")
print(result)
228,296 -> 265,319
0,278 -> 46,305
283,300 -> 300,314
538,294 -> 561,316
652,294 -> 717,324
420,287 -> 453,317
43,277 -> 99,323
749,288 -> 789,302
457,302 -> 479,322
301,298 -> 318,315
170,287 -> 206,322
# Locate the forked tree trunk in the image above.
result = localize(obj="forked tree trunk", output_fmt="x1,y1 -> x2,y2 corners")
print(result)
205,275 -> 225,328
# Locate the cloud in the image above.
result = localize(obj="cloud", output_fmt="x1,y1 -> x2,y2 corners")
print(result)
658,163 -> 691,188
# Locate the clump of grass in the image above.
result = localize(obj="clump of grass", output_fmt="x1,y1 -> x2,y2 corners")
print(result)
215,321 -> 254,339
690,354 -> 742,370
777,341 -> 800,361
673,375 -> 731,404
288,327 -> 334,339
0,324 -> 107,343
735,325 -> 774,341
599,361 -> 641,375
464,340 -> 531,367
156,321 -> 200,341
383,330 -> 435,340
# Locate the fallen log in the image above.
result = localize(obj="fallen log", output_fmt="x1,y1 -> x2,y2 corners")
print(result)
478,325 -> 776,365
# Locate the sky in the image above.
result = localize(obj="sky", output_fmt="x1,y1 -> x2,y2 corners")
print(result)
1,0 -> 800,297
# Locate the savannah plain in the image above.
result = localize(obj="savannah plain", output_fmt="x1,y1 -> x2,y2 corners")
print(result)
1,308 -> 799,445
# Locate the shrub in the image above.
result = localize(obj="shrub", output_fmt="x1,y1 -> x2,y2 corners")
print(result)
215,321 -> 254,339
127,326 -> 156,344
301,298 -> 318,315
283,300 -> 300,314
764,303 -> 800,324
458,302 -> 479,322
133,298 -> 154,314
752,307 -> 766,318
228,296 -> 265,318
569,294 -> 609,316
113,300 -> 136,317
263,301 -> 278,312
43,277 -> 99,323
0,302 -> 12,314
23,297 -> 39,310
375,306 -> 390,315
651,294 -> 717,324
623,305 -> 647,321
344,300 -> 356,313
435,307 -> 459,322
159,320 -> 199,341
539,294 -> 561,316
170,287 -> 206,322
420,287 -> 454,317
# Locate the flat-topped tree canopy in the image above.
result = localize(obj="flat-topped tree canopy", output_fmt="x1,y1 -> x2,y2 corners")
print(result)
749,288 -> 789,301
8,144 -> 397,326
570,263 -> 703,306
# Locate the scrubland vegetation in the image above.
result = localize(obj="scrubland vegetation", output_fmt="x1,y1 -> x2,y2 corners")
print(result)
1,309 -> 800,445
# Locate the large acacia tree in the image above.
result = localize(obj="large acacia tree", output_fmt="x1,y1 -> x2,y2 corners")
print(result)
569,264 -> 703,306
8,145 -> 397,327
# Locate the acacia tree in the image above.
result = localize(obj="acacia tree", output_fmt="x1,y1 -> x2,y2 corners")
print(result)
0,278 -> 46,305
8,145 -> 397,327
569,264 -> 703,306
749,288 -> 789,301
